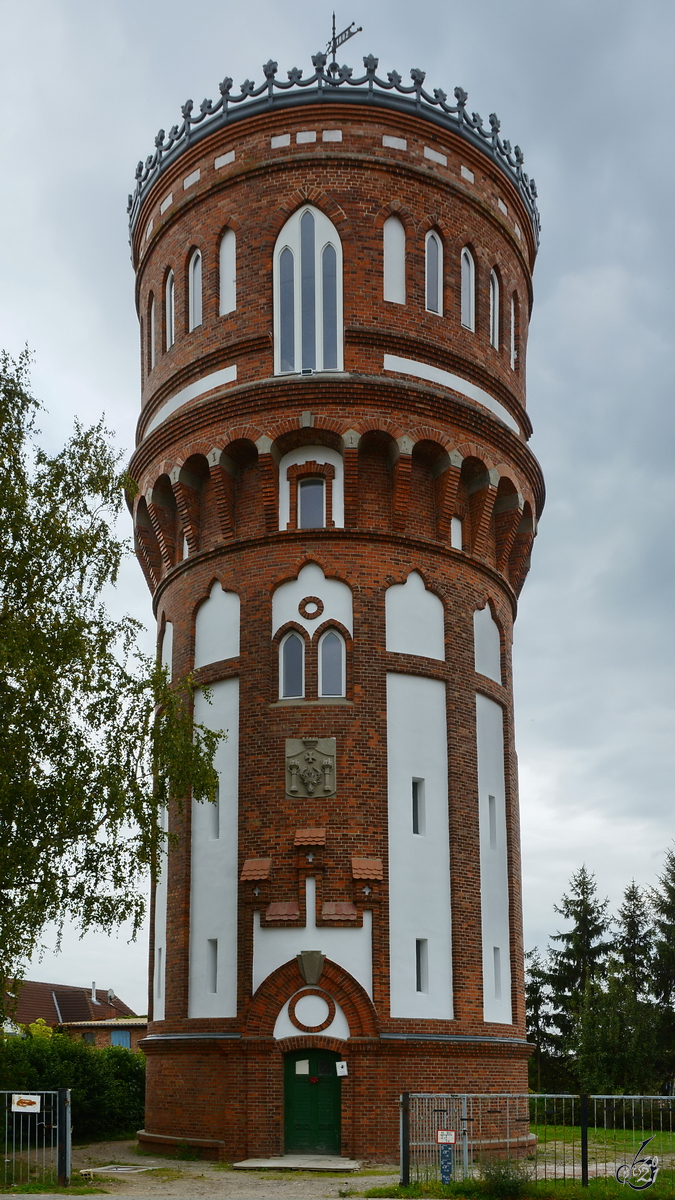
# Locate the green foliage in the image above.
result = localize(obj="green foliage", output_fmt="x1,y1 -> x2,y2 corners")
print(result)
527,863 -> 675,1094
547,866 -> 611,1047
477,1159 -> 532,1199
0,351 -> 224,1011
26,1018 -> 51,1040
0,1030 -> 144,1139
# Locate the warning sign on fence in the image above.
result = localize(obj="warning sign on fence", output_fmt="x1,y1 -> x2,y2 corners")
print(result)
11,1094 -> 41,1112
436,1129 -> 456,1144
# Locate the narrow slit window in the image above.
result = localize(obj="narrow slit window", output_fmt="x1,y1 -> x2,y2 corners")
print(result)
412,778 -> 425,835
298,478 -> 325,528
460,248 -> 475,331
493,946 -> 502,1001
415,939 -> 429,993
425,231 -> 442,314
488,794 -> 497,849
189,250 -> 202,331
165,271 -> 175,349
207,939 -> 218,994
149,295 -> 156,370
489,270 -> 500,349
451,516 -> 463,550
281,632 -> 304,698
210,782 -> 220,840
279,248 -> 295,372
319,630 -> 345,697
219,229 -> 236,315
383,215 -> 406,304
155,947 -> 163,998
300,209 -> 316,371
510,294 -> 517,369
322,243 -> 338,369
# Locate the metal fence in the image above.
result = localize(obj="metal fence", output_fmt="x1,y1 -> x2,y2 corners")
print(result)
400,1093 -> 675,1186
2,1090 -> 71,1189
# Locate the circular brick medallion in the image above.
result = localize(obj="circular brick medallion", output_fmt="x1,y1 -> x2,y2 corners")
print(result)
289,988 -> 336,1033
298,596 -> 324,620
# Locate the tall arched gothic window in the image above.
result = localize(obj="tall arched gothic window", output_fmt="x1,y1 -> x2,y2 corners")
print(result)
189,250 -> 202,331
219,229 -> 236,315
489,269 -> 500,349
425,231 -> 443,314
280,631 -> 304,698
460,248 -> 475,331
383,215 -> 406,304
165,271 -> 175,349
274,206 -> 343,374
319,629 -> 346,697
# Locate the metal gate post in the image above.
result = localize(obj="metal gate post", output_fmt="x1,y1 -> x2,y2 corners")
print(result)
57,1089 -> 71,1187
580,1093 -> 589,1188
462,1095 -> 469,1180
400,1093 -> 410,1186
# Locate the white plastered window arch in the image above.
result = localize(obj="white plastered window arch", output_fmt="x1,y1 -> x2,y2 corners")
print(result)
489,269 -> 500,349
219,229 -> 236,315
273,205 -> 344,374
165,270 -> 175,349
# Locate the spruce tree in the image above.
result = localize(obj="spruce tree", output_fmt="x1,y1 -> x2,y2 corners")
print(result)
547,865 -> 612,1048
615,880 -> 654,998
525,947 -> 552,1091
651,848 -> 675,1007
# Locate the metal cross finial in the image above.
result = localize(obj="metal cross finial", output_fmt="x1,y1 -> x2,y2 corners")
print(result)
327,12 -> 362,72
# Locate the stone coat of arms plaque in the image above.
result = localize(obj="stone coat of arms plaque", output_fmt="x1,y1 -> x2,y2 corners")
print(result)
285,738 -> 336,799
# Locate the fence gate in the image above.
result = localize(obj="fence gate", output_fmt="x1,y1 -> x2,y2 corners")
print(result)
2,1089 -> 71,1189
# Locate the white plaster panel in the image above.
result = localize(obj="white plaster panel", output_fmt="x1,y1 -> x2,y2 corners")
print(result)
387,673 -> 453,1019
188,680 -> 239,1017
385,571 -> 445,660
194,583 -> 240,668
273,989 -> 351,1040
476,693 -> 512,1024
160,621 -> 173,682
278,447 -> 344,529
383,354 -> 520,434
152,806 -> 168,1021
473,606 -> 502,683
272,562 -> 352,638
253,877 -> 372,996
144,366 -> 237,437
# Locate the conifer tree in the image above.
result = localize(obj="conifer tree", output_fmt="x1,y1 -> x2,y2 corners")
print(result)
547,865 -> 613,1048
651,847 -> 675,1007
615,880 -> 654,998
525,947 -> 552,1091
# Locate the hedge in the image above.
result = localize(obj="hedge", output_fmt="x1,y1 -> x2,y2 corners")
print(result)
0,1031 -> 145,1139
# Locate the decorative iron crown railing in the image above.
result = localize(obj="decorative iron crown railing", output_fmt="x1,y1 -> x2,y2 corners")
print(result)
128,52 -> 540,245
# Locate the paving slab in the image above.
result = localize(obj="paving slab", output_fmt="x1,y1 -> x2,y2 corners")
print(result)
233,1155 -> 361,1171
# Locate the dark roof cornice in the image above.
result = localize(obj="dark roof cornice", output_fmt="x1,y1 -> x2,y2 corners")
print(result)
128,52 -> 540,245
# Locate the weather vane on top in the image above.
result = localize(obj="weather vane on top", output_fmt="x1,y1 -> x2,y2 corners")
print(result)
326,12 -> 363,72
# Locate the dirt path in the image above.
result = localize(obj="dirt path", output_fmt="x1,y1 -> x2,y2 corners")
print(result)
69,1140 -> 400,1198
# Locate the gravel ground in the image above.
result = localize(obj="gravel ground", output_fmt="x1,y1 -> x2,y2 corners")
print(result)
66,1140 -> 400,1198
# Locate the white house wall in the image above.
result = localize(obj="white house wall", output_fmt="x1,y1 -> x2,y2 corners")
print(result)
272,562 -> 353,638
473,606 -> 502,683
385,572 -> 445,660
387,673 -> 453,1019
152,805 -> 168,1021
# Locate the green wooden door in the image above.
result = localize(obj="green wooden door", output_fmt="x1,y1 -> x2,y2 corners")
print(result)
284,1049 -> 342,1153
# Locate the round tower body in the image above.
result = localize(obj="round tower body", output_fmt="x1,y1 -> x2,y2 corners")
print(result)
128,54 -> 544,1162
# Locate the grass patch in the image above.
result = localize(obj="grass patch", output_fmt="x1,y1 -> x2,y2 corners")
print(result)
363,1169 -> 675,1199
0,1186 -> 105,1195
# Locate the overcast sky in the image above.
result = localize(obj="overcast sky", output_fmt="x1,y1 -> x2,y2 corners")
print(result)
2,0 -> 673,1014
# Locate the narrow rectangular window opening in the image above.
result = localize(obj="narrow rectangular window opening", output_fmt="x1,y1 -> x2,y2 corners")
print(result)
412,778 -> 425,835
488,794 -> 497,850
298,477 -> 325,528
510,296 -> 517,369
149,299 -> 156,371
451,516 -> 463,550
155,947 -> 163,998
416,939 -> 429,993
493,946 -> 502,1001
210,782 -> 220,840
207,938 -> 218,994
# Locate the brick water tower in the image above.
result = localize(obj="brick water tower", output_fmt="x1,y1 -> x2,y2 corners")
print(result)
127,41 -> 544,1161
